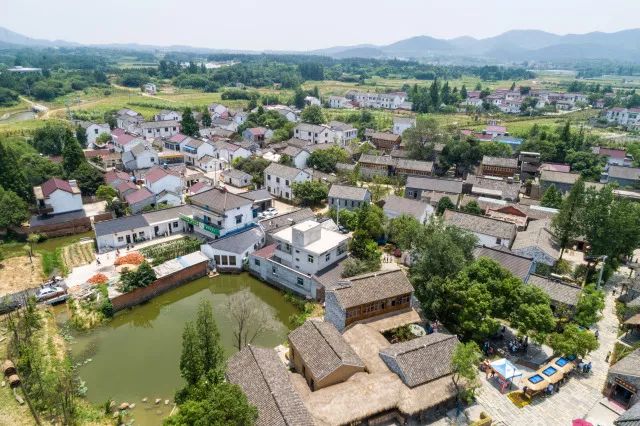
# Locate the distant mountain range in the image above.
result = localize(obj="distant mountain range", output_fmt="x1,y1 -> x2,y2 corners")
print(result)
2,26 -> 640,63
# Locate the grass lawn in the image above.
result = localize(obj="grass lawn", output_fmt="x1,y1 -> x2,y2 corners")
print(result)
0,328 -> 35,426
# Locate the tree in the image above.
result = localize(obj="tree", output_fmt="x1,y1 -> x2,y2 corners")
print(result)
367,177 -> 390,202
436,196 -> 455,216
95,185 -> 118,203
410,219 -> 477,285
387,214 -> 421,250
179,322 -> 204,387
551,179 -> 585,260
355,203 -> 386,241
26,233 -> 41,261
293,87 -> 306,109
461,200 -> 483,216
119,261 -> 157,292
226,289 -> 278,350
0,187 -> 29,229
0,141 -> 32,201
548,324 -> 599,359
194,299 -> 225,385
402,116 -> 450,161
233,157 -> 271,187
62,137 -> 85,176
292,180 -> 328,207
201,107 -> 212,127
31,122 -> 74,156
510,286 -> 556,344
165,383 -> 257,426
278,154 -> 294,167
300,105 -> 325,125
180,107 -> 200,137
95,132 -> 112,145
349,230 -> 381,269
565,150 -> 603,181
75,125 -> 87,147
451,342 -> 482,404
541,184 -> 563,209
460,84 -> 468,99
306,146 -> 349,173
70,162 -> 104,195
574,285 -> 605,327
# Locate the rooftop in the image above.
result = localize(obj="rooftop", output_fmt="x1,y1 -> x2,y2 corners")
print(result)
528,274 -> 582,307
327,269 -> 413,310
259,208 -> 316,234
406,176 -> 463,194
39,178 -> 80,197
205,226 -> 264,254
482,155 -> 518,168
382,195 -> 431,221
473,245 -> 534,282
443,209 -> 516,240
124,187 -> 155,204
328,184 -> 370,201
289,320 -> 365,381
607,165 -> 640,181
264,162 -> 308,180
188,187 -> 252,214
273,220 -> 349,255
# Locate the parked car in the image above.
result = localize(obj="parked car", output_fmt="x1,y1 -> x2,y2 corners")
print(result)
36,286 -> 66,303
265,207 -> 278,218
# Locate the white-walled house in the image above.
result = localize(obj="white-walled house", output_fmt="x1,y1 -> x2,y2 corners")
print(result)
181,137 -> 215,165
111,128 -> 140,152
393,117 -> 416,136
140,120 -> 180,139
304,96 -> 321,106
144,166 -> 184,195
34,178 -> 83,215
328,185 -> 371,211
347,91 -> 407,109
154,110 -> 182,122
443,209 -> 517,248
328,96 -> 353,109
75,121 -> 111,147
264,163 -> 310,201
281,146 -> 311,169
248,220 -> 350,299
201,226 -> 265,271
328,121 -> 358,146
187,188 -> 257,240
212,140 -> 251,164
294,123 -> 332,144
122,142 -> 159,170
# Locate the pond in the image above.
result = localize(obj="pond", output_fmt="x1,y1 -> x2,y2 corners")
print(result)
56,273 -> 299,425
0,110 -> 36,123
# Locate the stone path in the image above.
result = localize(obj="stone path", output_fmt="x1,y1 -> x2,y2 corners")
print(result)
474,279 -> 621,426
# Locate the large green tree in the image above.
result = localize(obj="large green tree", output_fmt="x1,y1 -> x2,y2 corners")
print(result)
403,116 -> 450,161
551,178 -> 585,260
574,285 -> 605,327
548,324 -> 599,358
300,105 -> 325,124
31,122 -> 74,156
387,214 -> 422,250
292,180 -> 328,206
180,107 -> 200,137
451,342 -> 482,404
0,187 -> 30,228
306,146 -> 349,173
70,162 -> 104,195
62,137 -> 85,176
541,184 -> 563,209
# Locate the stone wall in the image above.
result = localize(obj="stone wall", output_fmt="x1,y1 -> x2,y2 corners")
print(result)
111,261 -> 208,312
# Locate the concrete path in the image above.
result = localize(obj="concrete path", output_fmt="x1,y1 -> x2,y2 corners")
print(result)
475,278 -> 621,426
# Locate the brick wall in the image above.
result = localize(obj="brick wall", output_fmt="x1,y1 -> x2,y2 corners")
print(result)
22,217 -> 92,238
111,261 -> 208,312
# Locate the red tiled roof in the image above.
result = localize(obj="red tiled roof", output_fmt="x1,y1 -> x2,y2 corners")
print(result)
248,127 -> 267,136
105,170 -> 131,184
597,147 -> 627,159
252,244 -> 276,259
112,128 -> 136,146
485,125 -> 507,133
116,181 -> 137,193
125,187 -> 154,204
145,167 -> 180,184
41,178 -> 73,197
169,133 -> 189,143
187,181 -> 210,195
540,163 -> 571,173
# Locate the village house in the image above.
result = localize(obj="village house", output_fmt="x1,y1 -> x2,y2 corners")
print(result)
115,180 -> 137,198
249,220 -> 350,299
140,120 -> 180,139
369,131 -> 401,152
288,320 -> 366,391
242,127 -> 272,145
154,110 -> 182,122
281,145 -> 310,169
592,146 -> 634,167
263,104 -> 298,122
324,268 -> 416,331
328,121 -> 358,146
539,170 -> 582,194
264,163 -> 310,201
208,103 -> 228,118
464,174 -> 521,201
473,245 -> 535,283
393,117 -> 416,135
212,140 -> 252,164
328,95 -> 353,109
605,107 -> 640,128
382,194 -> 433,223
527,274 -> 582,313
511,218 -> 560,268
479,156 -> 519,178
143,83 -> 156,94
304,96 -> 321,106
75,121 -> 111,148
116,108 -> 144,133
186,187 -> 256,240
201,226 -> 265,271
125,187 -> 156,213
601,165 -> 640,187
181,137 -> 214,165
163,133 -> 188,152
443,209 -> 517,248
485,204 -> 529,230
358,154 -> 396,178
604,348 -> 640,409
122,143 -> 159,171
105,170 -> 132,188
405,176 -> 463,205
33,178 -> 83,215
395,158 -> 434,178
293,123 -> 332,144
259,208 -> 316,243
196,155 -> 223,174
347,90 -> 408,109
328,184 -> 371,211
84,149 -> 122,170
226,345 -> 315,426
111,128 -> 140,152
222,168 -> 253,188
186,181 -> 213,196
144,166 -> 183,196
211,117 -> 238,132
239,189 -> 273,213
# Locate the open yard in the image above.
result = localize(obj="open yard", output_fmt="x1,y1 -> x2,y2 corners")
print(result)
0,255 -> 44,297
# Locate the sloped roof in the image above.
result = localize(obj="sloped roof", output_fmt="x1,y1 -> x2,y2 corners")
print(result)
482,155 -> 518,168
145,167 -> 180,184
512,218 -> 560,260
473,245 -> 534,282
41,178 -> 75,197
359,154 -> 396,166
206,226 -> 264,254
239,189 -> 272,202
382,195 -> 431,221
379,333 -> 459,388
395,158 -> 433,173
188,187 -> 252,214
259,208 -> 316,234
125,187 -> 154,204
608,165 -> 640,181
610,348 -> 640,380
94,214 -> 149,237
615,398 -> 640,425
289,320 -> 365,381
264,162 -> 307,180
443,210 -> 516,240
528,274 -> 582,306
328,269 -> 413,310
406,176 -> 463,194
328,184 -> 370,201
226,345 -> 315,426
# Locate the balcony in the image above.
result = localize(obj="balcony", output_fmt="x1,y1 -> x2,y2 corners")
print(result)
180,214 -> 221,236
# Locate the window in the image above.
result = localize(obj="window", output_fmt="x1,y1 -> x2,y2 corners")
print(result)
307,255 -> 314,263
221,255 -> 228,265
214,255 -> 220,264
217,220 -> 222,226
296,277 -> 304,286
272,266 -> 277,275
254,258 -> 260,266
138,232 -> 145,237
325,253 -> 331,262
285,192 -> 289,199
276,177 -> 280,183
229,256 -> 236,266
496,238 -> 502,245
117,236 -> 124,242
267,174 -> 271,181
285,180 -> 289,186
235,215 -> 242,224
172,221 -> 179,228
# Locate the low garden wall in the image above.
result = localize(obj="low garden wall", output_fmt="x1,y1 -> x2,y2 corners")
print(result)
111,261 -> 208,312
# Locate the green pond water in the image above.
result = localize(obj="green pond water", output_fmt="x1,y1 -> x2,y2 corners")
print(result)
56,273 -> 299,425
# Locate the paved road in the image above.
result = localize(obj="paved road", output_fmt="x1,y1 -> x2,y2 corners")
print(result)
474,278 -> 622,426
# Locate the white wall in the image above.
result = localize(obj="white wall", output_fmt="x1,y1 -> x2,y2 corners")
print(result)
48,190 -> 83,214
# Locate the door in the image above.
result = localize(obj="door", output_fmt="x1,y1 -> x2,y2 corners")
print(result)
126,235 -> 131,244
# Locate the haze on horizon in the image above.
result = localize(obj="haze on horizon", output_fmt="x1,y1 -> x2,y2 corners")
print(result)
2,0 -> 639,51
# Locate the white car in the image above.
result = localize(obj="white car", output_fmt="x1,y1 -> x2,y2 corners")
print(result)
265,207 -> 278,218
36,286 -> 66,302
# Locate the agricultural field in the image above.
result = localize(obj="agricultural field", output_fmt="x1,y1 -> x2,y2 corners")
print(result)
61,241 -> 96,269
139,236 -> 202,266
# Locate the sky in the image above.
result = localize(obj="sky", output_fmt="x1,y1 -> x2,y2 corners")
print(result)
1,0 -> 639,51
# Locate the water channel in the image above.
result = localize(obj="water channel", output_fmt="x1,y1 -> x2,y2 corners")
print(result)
55,273 -> 299,425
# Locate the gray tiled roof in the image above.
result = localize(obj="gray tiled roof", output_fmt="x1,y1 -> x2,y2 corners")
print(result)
406,176 -> 463,194
395,158 -> 434,173
224,168 -> 253,181
608,165 -> 640,181
383,195 -> 431,221
264,162 -> 308,180
466,174 -> 521,201
94,214 -> 149,237
206,226 -> 264,254
327,269 -> 413,309
482,155 -> 518,168
610,348 -> 640,379
443,210 -> 516,240
260,208 -> 316,234
288,320 -> 364,381
473,245 -> 534,282
379,333 -> 459,388
226,345 -> 315,426
328,184 -> 370,201
358,154 -> 396,166
615,398 -> 640,425
239,189 -> 272,202
281,145 -> 303,157
540,170 -> 580,185
188,188 -> 252,214
512,218 -> 560,260
527,274 -> 582,306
